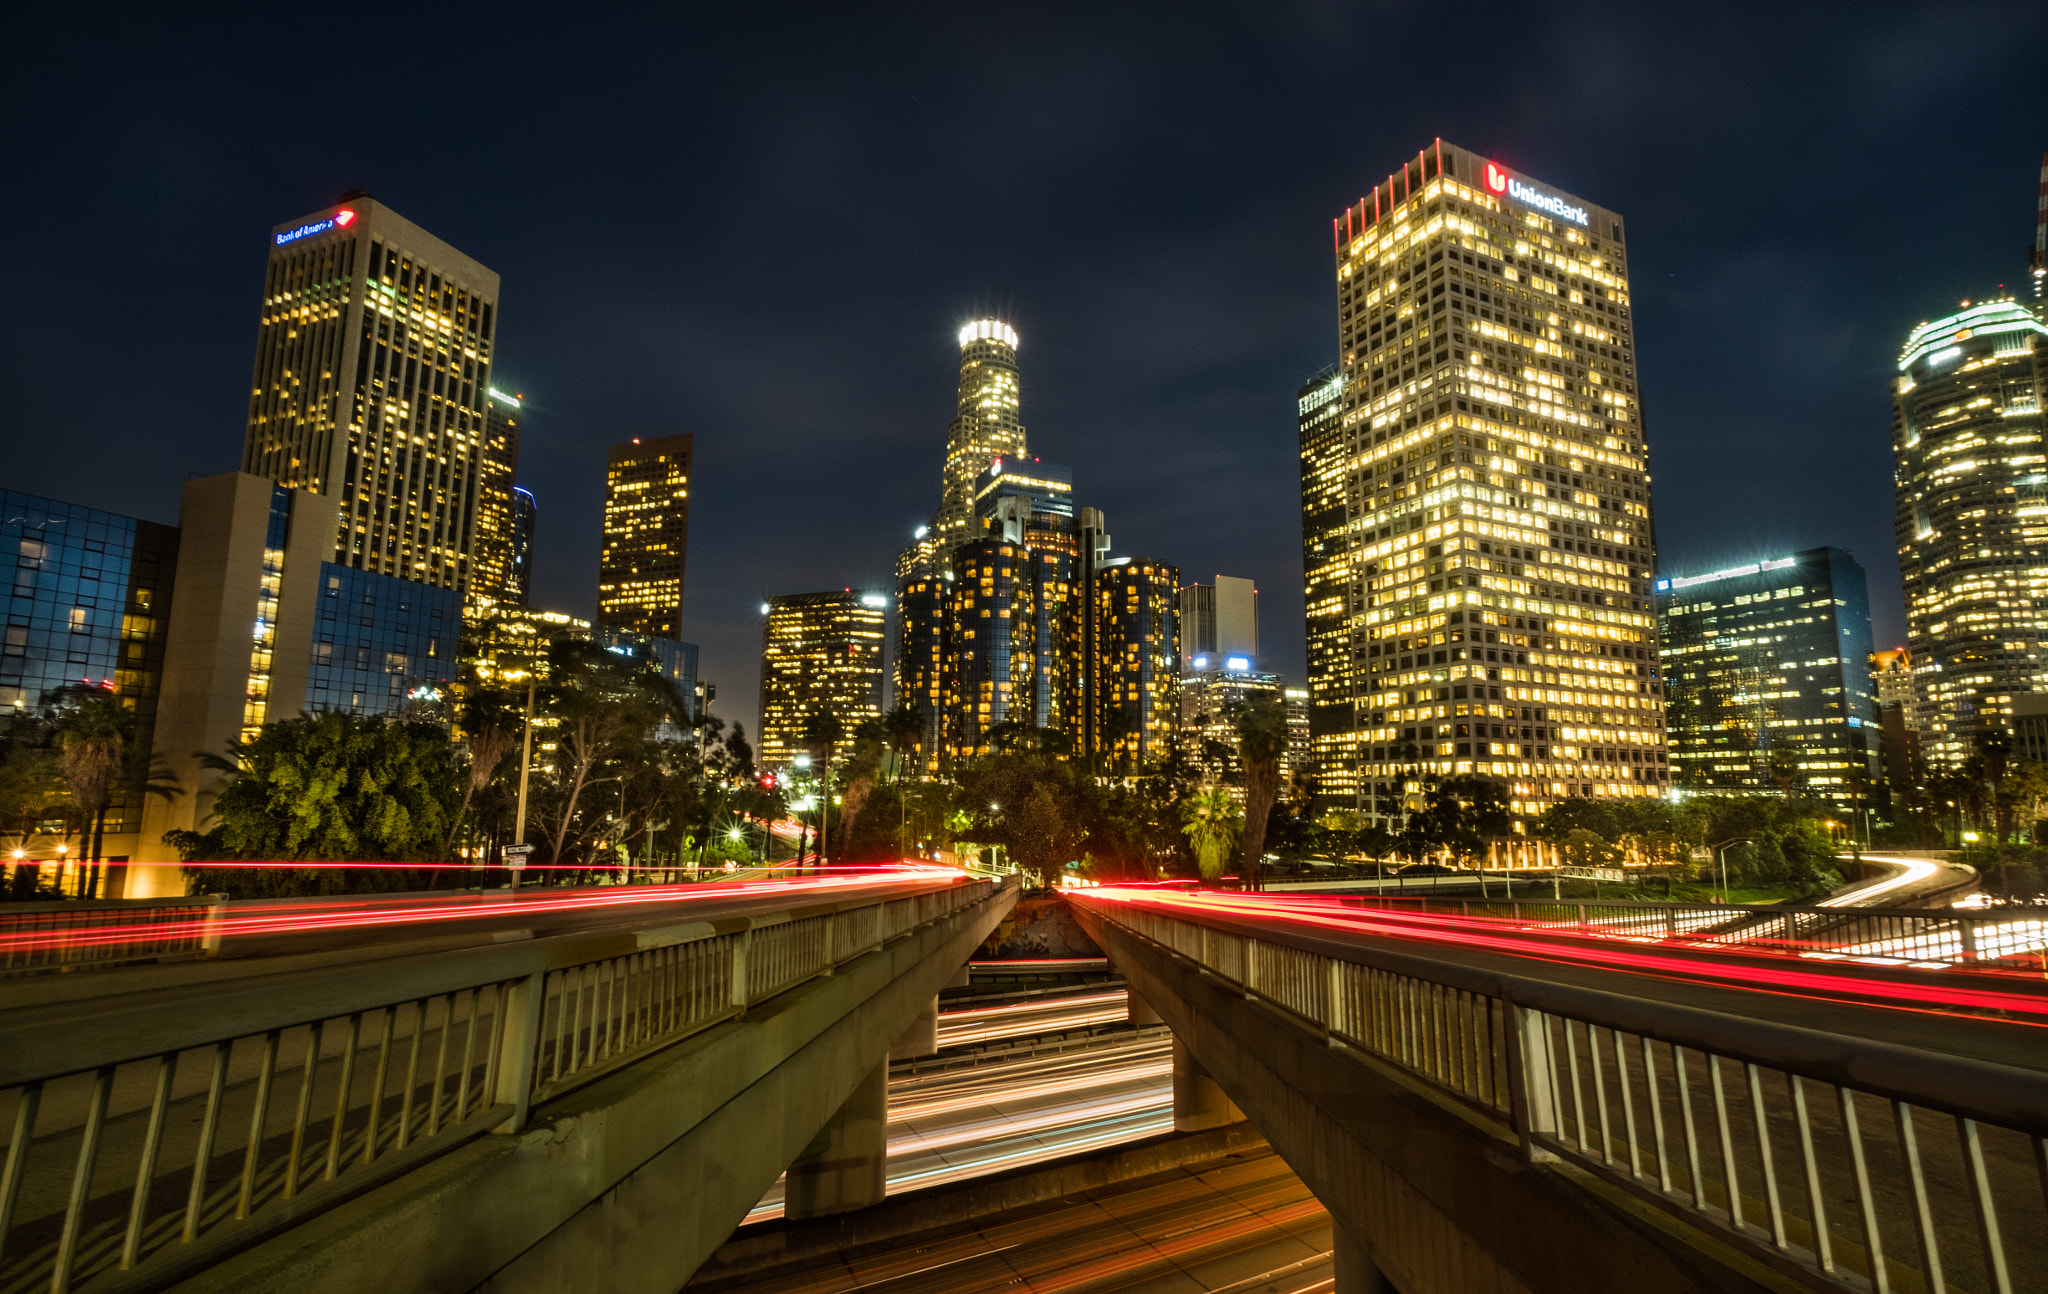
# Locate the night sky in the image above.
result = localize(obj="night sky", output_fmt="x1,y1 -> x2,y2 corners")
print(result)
6,5 -> 2044,735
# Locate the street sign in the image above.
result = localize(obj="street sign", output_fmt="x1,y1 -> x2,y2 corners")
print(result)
503,844 -> 535,869
1558,865 -> 1627,883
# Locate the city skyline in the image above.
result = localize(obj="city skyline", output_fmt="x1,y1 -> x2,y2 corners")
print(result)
5,8 -> 2044,732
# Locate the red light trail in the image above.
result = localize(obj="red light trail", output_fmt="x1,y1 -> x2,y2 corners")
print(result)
1085,887 -> 2048,1025
0,863 -> 964,959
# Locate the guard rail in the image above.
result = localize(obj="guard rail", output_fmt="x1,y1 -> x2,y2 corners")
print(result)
0,899 -> 226,978
0,874 -> 1002,1294
1076,890 -> 2048,1294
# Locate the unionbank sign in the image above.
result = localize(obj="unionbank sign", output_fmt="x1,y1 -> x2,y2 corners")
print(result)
1482,163 -> 1588,227
275,209 -> 357,246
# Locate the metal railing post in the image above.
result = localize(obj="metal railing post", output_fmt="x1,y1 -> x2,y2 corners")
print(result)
1503,1000 -> 1560,1162
491,971 -> 547,1134
730,927 -> 753,1011
199,895 -> 229,959
1957,919 -> 1979,963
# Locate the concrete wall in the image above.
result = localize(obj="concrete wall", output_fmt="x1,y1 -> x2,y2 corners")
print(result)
172,883 -> 1015,1294
131,474 -> 335,883
1074,908 -> 1805,1294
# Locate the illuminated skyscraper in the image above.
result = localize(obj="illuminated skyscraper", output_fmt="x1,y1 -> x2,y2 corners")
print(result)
471,387 -> 524,605
759,591 -> 887,768
508,487 -> 536,605
1656,549 -> 1877,804
599,435 -> 693,639
898,320 -> 1028,763
935,321 -> 1027,547
1306,141 -> 1665,826
1891,299 -> 2048,766
242,195 -> 498,591
1180,575 -> 1259,669
940,459 -> 1080,758
1096,557 -> 1180,774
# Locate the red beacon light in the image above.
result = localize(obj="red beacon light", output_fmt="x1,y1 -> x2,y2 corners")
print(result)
333,208 -> 358,227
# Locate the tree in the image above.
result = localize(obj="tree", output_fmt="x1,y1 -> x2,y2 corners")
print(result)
1231,695 -> 1289,891
448,680 -> 522,856
834,717 -> 887,857
173,712 -> 462,896
1181,787 -> 1242,885
1764,745 -> 1801,799
533,640 -> 687,866
880,703 -> 924,779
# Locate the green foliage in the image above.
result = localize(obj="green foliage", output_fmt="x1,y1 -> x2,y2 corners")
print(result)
1181,787 -> 1242,883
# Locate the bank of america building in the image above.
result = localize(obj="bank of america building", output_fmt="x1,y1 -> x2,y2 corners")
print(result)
1656,548 -> 1878,803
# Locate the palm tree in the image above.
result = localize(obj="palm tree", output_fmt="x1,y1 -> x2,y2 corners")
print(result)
54,690 -> 134,897
1232,695 -> 1290,892
1181,787 -> 1242,886
880,703 -> 924,780
447,681 -> 521,856
799,710 -> 846,865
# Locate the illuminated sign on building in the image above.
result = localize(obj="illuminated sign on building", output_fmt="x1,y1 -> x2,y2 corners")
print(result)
1482,163 -> 1588,226
274,209 -> 356,246
1656,557 -> 1797,593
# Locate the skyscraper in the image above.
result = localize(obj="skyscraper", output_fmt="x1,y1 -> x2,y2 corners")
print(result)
599,434 -> 693,640
935,321 -> 1027,548
1869,646 -> 1920,794
898,320 -> 1028,763
1179,661 -> 1283,794
1096,557 -> 1180,774
1180,575 -> 1260,669
1657,549 -> 1877,804
471,387 -> 525,606
1891,299 -> 2048,765
1306,141 -> 1664,827
940,460 -> 1081,758
508,487 -> 536,605
758,591 -> 888,768
242,195 -> 499,591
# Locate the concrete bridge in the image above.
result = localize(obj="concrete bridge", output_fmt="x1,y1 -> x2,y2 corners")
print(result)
1070,888 -> 2048,1294
0,872 -> 1014,1293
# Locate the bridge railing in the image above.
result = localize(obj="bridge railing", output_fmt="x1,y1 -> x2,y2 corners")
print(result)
1078,892 -> 2048,1294
0,897 -> 228,978
1330,893 -> 2048,968
0,875 -> 1001,1294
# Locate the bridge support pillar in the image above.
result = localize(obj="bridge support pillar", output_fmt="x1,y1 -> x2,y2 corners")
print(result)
946,962 -> 971,988
784,1057 -> 889,1219
1333,1219 -> 1397,1292
890,995 -> 939,1060
1171,1035 -> 1243,1132
1126,984 -> 1162,1026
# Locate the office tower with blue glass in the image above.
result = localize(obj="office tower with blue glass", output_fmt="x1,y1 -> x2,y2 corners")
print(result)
1657,548 -> 1878,803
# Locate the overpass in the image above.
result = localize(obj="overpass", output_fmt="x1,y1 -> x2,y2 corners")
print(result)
0,869 -> 1015,1293
1070,887 -> 2048,1294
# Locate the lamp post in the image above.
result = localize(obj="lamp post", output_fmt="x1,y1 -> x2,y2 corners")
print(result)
511,673 -> 536,892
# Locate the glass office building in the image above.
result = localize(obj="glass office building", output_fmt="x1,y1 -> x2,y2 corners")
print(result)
307,563 -> 463,717
758,591 -> 887,768
0,490 -> 178,851
1657,547 -> 1878,804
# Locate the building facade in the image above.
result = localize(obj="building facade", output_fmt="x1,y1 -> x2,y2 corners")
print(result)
935,321 -> 1028,549
1869,646 -> 1920,793
508,487 -> 536,605
1096,557 -> 1180,774
758,591 -> 887,768
306,563 -> 462,718
1305,141 -> 1665,827
242,196 -> 499,591
1180,575 -> 1259,670
472,388 -> 525,605
1,490 -> 179,869
1179,664 -> 1283,794
1657,548 -> 1878,804
599,435 -> 693,640
1891,298 -> 2048,766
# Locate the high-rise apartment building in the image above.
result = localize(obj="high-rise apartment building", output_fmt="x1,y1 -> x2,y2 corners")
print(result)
1096,557 -> 1180,774
471,387 -> 525,605
1180,576 -> 1259,669
1305,141 -> 1664,827
599,435 -> 693,640
758,590 -> 887,768
1891,299 -> 2048,765
1657,549 -> 1878,804
243,196 -> 499,591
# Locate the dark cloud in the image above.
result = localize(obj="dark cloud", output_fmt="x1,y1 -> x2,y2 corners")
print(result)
3,2 -> 2042,732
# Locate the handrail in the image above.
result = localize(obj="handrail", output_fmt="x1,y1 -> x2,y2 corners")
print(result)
0,874 -> 1008,1294
0,895 -> 227,976
1076,891 -> 2048,1294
